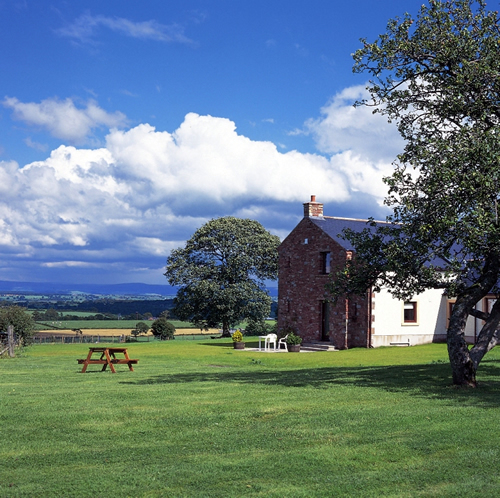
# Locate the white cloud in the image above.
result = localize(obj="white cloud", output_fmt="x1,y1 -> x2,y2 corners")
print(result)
42,261 -> 100,268
0,86 -> 401,283
305,85 -> 403,162
105,113 -> 350,205
3,97 -> 127,143
24,137 -> 48,152
57,13 -> 194,45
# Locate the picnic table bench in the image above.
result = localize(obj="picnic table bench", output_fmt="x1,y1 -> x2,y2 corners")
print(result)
78,347 -> 138,373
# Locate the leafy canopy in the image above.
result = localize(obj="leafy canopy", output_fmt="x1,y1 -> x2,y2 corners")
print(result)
0,306 -> 35,347
331,0 -> 500,385
150,317 -> 175,340
165,217 -> 280,335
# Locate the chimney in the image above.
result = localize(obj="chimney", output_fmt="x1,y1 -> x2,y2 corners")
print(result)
303,195 -> 324,218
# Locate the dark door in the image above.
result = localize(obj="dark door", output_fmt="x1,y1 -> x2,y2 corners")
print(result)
321,301 -> 330,341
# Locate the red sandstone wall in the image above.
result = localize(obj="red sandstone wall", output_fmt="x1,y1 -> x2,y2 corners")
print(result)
278,218 -> 369,348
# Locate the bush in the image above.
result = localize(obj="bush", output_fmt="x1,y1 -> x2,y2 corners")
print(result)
0,306 -> 35,347
245,318 -> 272,336
286,332 -> 302,345
151,317 -> 175,340
232,330 -> 243,342
131,322 -> 149,338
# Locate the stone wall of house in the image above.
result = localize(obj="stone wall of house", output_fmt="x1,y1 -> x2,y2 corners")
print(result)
278,217 -> 369,348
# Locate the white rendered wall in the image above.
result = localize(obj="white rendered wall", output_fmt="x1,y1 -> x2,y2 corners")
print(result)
371,287 -> 475,347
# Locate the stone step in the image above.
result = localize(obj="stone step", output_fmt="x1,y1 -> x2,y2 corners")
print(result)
302,342 -> 338,352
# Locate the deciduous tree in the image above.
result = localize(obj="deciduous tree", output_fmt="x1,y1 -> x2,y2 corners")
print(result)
0,306 -> 35,347
165,217 -> 280,336
131,322 -> 149,338
150,317 -> 175,340
330,0 -> 500,386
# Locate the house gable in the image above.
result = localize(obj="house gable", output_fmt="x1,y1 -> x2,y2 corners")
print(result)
278,214 -> 370,348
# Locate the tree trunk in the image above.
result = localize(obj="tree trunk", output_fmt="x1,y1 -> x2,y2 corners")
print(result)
447,297 -> 476,387
446,253 -> 500,387
221,321 -> 231,337
470,298 -> 500,370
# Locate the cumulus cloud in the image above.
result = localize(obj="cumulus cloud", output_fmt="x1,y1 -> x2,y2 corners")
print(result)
57,13 -> 195,45
305,85 -> 403,161
3,97 -> 127,143
0,87 -> 401,283
104,114 -> 350,206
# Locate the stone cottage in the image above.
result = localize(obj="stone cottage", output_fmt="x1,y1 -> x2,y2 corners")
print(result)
278,196 -> 480,348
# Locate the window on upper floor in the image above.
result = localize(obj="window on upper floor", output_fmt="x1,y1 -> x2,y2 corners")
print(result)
321,251 -> 331,274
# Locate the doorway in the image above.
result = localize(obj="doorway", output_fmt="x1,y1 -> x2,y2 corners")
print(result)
321,301 -> 330,341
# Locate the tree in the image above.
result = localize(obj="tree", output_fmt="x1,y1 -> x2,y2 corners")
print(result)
165,217 -> 280,336
245,317 -> 273,336
330,0 -> 500,386
0,306 -> 35,347
150,317 -> 175,340
131,321 -> 149,339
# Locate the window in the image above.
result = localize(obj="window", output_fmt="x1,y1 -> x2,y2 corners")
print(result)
486,297 -> 497,314
403,301 -> 417,323
321,252 -> 331,274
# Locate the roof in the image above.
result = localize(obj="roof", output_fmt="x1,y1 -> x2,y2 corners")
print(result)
311,215 -> 450,268
310,216 -> 386,251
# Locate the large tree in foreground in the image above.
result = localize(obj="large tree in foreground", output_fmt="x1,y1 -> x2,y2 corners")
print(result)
329,0 -> 500,386
165,217 -> 280,336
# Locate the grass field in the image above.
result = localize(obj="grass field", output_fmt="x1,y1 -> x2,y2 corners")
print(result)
35,319 -> 197,330
2,341 -> 500,497
34,327 -> 219,338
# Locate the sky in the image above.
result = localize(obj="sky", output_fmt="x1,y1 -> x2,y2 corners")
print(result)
0,0 -> 428,286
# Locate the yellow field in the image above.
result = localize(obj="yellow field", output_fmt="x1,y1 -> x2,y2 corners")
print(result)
37,328 -> 220,337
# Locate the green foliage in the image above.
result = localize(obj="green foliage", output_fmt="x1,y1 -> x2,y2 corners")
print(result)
231,330 -> 243,342
334,0 -> 500,385
150,317 -> 175,340
245,318 -> 272,336
165,217 -> 280,336
0,305 -> 35,346
286,331 -> 302,345
131,321 -> 149,338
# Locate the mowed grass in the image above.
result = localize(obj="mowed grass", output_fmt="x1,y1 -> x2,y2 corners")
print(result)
2,341 -> 500,497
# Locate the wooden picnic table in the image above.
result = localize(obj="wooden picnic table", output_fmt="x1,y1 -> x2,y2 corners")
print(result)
78,347 -> 138,373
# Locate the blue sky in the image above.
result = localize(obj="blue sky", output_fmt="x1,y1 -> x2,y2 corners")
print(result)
0,0 -> 426,286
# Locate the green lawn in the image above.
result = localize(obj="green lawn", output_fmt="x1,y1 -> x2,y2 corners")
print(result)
2,341 -> 500,497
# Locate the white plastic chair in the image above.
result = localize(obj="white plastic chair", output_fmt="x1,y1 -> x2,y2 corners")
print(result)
265,333 -> 277,351
278,334 -> 288,350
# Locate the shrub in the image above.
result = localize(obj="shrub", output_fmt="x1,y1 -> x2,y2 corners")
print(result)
0,306 -> 35,347
286,332 -> 302,345
245,318 -> 272,336
232,330 -> 244,342
151,317 -> 175,340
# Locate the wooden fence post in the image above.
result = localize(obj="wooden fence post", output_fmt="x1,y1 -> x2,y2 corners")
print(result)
8,325 -> 14,357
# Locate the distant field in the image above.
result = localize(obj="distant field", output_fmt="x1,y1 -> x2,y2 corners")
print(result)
35,319 -> 197,330
35,328 -> 219,337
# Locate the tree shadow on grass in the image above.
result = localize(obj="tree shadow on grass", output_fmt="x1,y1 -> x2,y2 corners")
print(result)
194,340 -> 272,349
120,360 -> 500,407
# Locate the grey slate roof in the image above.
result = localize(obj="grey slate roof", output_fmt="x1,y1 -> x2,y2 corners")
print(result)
310,216 -> 385,251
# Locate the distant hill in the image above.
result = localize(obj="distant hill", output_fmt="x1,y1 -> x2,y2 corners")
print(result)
0,280 -> 278,297
0,280 -> 179,296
